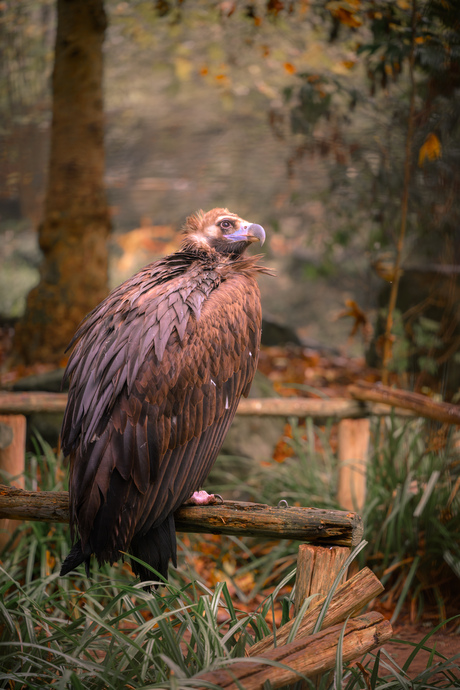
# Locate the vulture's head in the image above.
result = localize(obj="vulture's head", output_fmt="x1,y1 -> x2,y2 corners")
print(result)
182,208 -> 265,256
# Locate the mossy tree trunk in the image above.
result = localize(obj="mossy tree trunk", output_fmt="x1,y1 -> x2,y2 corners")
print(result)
14,0 -> 110,366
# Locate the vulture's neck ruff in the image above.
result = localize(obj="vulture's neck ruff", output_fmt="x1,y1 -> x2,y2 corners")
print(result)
181,208 -> 266,260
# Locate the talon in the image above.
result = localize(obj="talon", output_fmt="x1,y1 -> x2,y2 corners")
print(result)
186,490 -> 222,506
277,499 -> 289,508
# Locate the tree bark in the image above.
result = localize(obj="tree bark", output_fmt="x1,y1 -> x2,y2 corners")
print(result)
349,381 -> 460,425
0,487 -> 364,546
196,612 -> 392,690
13,0 -> 110,365
293,545 -> 350,616
248,566 -> 384,657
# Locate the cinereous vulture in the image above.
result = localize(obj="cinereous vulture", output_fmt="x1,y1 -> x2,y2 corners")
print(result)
60,208 -> 269,583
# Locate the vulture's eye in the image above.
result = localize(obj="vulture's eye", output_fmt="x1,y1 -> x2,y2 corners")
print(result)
220,220 -> 233,230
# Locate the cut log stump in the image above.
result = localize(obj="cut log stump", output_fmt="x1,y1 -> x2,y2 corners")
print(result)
294,544 -> 350,616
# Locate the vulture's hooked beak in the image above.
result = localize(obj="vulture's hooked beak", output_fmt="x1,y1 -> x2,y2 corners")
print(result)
227,223 -> 266,246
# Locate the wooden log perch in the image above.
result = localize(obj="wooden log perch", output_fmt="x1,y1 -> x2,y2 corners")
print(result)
349,381 -> 460,426
0,391 -> 408,419
249,565 -> 383,657
0,485 -> 363,546
195,611 -> 392,690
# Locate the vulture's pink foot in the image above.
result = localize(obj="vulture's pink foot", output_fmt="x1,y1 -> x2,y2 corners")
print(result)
186,490 -> 223,505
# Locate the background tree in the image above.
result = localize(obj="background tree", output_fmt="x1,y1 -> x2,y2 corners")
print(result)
273,0 -> 460,391
13,0 -> 111,365
3,0 -> 459,385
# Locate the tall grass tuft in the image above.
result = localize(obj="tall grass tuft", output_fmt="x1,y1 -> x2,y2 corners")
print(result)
209,414 -> 460,616
1,426 -> 459,688
1,556 -> 459,688
362,415 -> 460,620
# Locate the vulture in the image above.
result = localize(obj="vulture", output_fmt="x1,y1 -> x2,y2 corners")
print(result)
60,208 -> 269,583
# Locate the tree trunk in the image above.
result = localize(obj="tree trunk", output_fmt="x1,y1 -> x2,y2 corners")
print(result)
13,0 -> 110,365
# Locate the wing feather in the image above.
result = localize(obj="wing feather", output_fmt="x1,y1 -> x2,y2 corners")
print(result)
62,250 -> 263,571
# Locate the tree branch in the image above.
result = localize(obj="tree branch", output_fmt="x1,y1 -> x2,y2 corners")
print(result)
0,486 -> 363,546
381,0 -> 418,383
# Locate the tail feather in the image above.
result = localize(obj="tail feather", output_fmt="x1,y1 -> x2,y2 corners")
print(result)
129,515 -> 177,584
60,539 -> 92,578
60,516 -> 177,585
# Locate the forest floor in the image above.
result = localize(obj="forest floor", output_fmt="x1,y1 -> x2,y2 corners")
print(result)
372,615 -> 460,679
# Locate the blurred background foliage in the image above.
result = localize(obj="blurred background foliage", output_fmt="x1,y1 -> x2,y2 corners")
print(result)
0,0 -> 459,389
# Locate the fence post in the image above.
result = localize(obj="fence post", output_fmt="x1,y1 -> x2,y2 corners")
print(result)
294,544 -> 351,616
293,544 -> 351,689
337,418 -> 370,512
0,414 -> 26,551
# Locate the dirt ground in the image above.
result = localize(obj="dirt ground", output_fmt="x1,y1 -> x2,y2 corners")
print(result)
368,605 -> 460,681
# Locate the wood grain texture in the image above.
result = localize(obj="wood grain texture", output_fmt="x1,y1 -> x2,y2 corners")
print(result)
294,544 -> 350,616
0,487 -> 363,545
196,611 -> 392,689
0,392 -> 68,414
248,565 -> 384,657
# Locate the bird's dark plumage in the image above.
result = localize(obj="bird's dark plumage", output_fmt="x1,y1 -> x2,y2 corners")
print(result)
60,208 -> 269,583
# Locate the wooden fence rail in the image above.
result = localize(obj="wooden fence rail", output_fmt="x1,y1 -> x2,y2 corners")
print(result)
0,391 -> 389,418
0,485 -> 363,546
1,384 -> 459,538
1,383 -> 460,422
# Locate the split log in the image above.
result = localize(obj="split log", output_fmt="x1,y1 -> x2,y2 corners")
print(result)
349,381 -> 460,425
0,486 -> 363,546
293,545 -> 352,690
249,565 -> 383,657
196,611 -> 392,690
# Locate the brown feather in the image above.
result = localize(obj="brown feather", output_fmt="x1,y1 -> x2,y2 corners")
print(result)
60,208 -> 270,583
